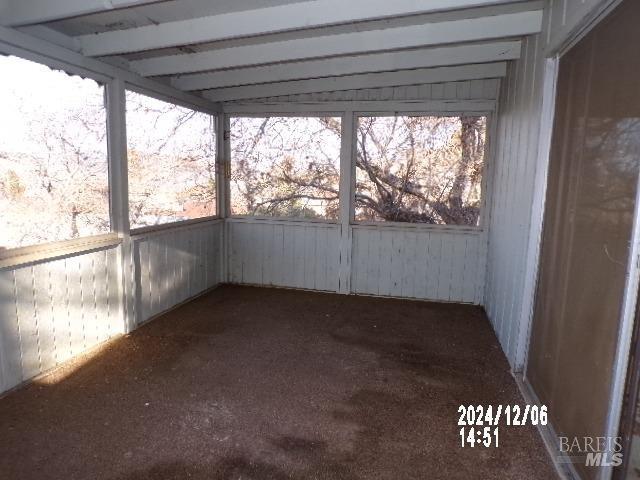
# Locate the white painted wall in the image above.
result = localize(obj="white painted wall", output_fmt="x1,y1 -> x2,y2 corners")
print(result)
228,219 -> 340,292
132,220 -> 224,326
0,247 -> 122,393
352,226 -> 485,304
229,221 -> 487,304
484,35 -> 545,368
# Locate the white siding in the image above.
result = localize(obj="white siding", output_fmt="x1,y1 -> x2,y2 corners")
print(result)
132,220 -> 224,325
0,247 -> 122,393
484,35 -> 545,367
351,227 -> 486,304
228,219 -> 340,292
225,78 -> 500,104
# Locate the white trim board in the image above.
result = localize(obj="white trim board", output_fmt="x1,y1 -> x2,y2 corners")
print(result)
0,234 -> 122,271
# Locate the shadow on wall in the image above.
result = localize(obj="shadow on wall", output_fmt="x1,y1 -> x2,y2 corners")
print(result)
131,223 -> 222,327
0,221 -> 223,394
0,247 -> 123,393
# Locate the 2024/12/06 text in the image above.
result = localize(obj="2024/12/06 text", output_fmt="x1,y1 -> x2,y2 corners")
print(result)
458,405 -> 548,448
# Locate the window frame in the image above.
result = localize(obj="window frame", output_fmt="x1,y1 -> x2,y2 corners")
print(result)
228,112 -> 344,224
0,47 -> 220,268
0,54 -> 117,262
350,110 -> 493,232
124,86 -> 220,234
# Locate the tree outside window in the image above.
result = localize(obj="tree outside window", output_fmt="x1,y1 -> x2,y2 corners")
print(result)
355,115 -> 486,226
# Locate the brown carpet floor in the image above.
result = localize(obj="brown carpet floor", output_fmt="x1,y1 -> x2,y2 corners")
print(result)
0,285 -> 557,480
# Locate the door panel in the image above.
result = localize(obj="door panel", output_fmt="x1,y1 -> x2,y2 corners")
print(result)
527,1 -> 640,478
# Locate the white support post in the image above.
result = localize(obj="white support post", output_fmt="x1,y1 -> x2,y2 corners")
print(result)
220,114 -> 232,283
338,110 -> 355,294
106,78 -> 136,332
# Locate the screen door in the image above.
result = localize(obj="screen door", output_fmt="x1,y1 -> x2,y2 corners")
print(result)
526,0 -> 640,478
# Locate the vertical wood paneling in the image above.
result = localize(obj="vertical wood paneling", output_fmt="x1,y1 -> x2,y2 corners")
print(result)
351,227 -> 486,304
1,219 -> 222,395
365,229 -> 381,296
437,236 -> 454,301
132,220 -> 224,326
0,270 -> 20,391
484,34 -> 546,367
228,220 -> 340,292
0,246 -> 123,394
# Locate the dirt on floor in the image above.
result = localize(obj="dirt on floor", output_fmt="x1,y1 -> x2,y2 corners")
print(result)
0,285 -> 557,480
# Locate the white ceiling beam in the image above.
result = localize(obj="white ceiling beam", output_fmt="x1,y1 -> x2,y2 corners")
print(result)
202,62 -> 507,102
78,0 -> 521,57
0,0 -> 165,27
131,10 -> 542,77
173,41 -> 520,91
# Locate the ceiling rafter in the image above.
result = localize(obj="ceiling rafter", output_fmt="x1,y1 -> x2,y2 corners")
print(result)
173,41 -> 521,91
130,9 -> 542,77
77,0 -> 522,57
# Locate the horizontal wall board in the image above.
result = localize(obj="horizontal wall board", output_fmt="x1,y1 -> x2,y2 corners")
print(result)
0,246 -> 122,393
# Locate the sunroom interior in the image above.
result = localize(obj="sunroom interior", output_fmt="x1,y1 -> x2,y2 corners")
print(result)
0,1 -> 639,479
